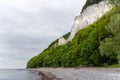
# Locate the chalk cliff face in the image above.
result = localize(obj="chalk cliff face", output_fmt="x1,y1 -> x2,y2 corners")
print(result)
57,0 -> 113,45
58,37 -> 67,45
27,0 -> 120,68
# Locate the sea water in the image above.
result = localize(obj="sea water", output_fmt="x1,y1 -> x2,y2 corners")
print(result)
0,69 -> 40,80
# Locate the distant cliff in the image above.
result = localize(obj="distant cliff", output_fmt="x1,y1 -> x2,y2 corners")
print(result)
27,0 -> 120,68
48,0 -> 112,47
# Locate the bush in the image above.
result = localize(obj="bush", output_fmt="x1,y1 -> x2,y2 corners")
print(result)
62,32 -> 70,40
82,0 -> 103,12
27,2 -> 120,68
99,14 -> 120,65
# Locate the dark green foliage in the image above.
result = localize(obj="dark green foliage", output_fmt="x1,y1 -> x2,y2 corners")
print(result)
99,14 -> 120,65
82,0 -> 103,12
70,13 -> 113,66
48,39 -> 58,48
27,56 -> 39,68
106,14 -> 120,35
43,39 -> 58,52
62,32 -> 70,40
27,2 -> 120,68
43,32 -> 70,52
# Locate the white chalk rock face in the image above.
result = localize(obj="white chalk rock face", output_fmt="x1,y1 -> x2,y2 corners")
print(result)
68,0 -> 113,41
58,37 -> 67,45
57,0 -> 113,46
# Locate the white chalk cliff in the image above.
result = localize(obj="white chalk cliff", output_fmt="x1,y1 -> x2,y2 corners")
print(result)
57,0 -> 113,46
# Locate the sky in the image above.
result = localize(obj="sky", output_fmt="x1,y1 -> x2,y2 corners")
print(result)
0,0 -> 86,69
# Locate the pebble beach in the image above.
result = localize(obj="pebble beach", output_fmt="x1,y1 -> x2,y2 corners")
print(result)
32,68 -> 120,80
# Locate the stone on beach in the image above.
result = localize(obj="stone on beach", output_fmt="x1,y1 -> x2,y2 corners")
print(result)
33,68 -> 120,80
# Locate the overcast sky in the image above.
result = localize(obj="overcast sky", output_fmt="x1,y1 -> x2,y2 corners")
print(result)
0,0 -> 86,69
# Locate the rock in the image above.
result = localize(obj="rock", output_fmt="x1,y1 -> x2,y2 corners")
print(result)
57,0 -> 113,46
68,0 -> 113,41
33,68 -> 120,80
58,37 -> 67,45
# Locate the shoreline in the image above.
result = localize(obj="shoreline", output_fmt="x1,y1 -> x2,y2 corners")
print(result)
29,69 -> 61,80
38,70 -> 61,80
29,67 -> 120,80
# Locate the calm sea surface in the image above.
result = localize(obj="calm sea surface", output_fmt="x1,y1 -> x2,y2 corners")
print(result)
0,69 -> 40,80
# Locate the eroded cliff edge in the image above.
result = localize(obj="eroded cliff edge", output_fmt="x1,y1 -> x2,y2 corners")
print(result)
27,0 -> 120,68
57,0 -> 113,46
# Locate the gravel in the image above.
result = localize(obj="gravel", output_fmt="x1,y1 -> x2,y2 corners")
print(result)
34,68 -> 120,80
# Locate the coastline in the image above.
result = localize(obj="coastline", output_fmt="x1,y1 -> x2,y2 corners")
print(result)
28,68 -> 61,80
37,70 -> 61,80
28,68 -> 120,80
